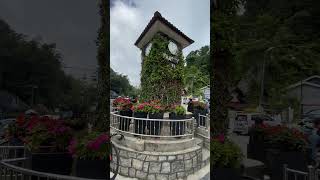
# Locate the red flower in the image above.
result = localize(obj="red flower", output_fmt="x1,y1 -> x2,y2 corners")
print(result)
86,133 -> 109,151
27,115 -> 40,131
16,114 -> 25,127
214,134 -> 225,143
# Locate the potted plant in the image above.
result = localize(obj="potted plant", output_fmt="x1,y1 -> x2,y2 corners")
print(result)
148,100 -> 164,135
68,131 -> 109,179
113,97 -> 133,131
247,124 -> 268,162
192,101 -> 207,126
263,125 -> 308,180
131,102 -> 151,134
169,105 -> 186,136
211,134 -> 243,179
23,115 -> 73,175
5,114 -> 26,145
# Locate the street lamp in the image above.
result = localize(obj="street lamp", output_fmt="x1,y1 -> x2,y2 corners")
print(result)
258,47 -> 275,112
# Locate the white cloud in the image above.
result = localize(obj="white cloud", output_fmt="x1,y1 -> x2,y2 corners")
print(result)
110,0 -> 210,87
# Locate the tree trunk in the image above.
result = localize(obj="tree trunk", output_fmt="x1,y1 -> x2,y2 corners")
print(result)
96,0 -> 109,131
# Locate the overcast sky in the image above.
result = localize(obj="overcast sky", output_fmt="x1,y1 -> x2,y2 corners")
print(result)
111,0 -> 210,87
0,0 -> 100,80
0,0 -> 209,86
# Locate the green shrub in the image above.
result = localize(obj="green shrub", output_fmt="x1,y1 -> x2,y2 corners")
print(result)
211,136 -> 243,169
172,105 -> 186,115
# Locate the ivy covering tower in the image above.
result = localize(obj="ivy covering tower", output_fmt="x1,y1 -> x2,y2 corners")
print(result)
135,11 -> 194,105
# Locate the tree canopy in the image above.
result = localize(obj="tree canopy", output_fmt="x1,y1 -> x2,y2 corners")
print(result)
234,0 -> 320,108
0,18 -> 97,113
110,68 -> 137,97
184,45 -> 210,96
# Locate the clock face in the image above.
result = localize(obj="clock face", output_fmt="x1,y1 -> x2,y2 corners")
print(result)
168,41 -> 178,55
145,43 -> 152,56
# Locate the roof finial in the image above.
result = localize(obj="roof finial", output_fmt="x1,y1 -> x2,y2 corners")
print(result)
154,11 -> 162,17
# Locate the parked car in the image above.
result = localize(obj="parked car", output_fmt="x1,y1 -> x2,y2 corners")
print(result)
298,110 -> 320,135
302,109 -> 320,119
233,113 -> 280,135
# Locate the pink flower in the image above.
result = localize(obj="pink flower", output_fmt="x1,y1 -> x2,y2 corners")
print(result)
68,138 -> 77,157
86,133 -> 109,151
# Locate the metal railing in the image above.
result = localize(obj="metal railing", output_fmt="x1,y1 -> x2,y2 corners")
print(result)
315,168 -> 320,180
283,164 -> 314,180
0,145 -> 103,180
110,112 -> 195,138
198,114 -> 210,130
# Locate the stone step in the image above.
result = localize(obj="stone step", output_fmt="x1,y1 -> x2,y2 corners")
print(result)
201,148 -> 210,168
202,148 -> 210,162
241,158 -> 265,179
195,137 -> 203,147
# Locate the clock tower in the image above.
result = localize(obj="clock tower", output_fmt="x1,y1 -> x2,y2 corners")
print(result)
135,11 -> 194,105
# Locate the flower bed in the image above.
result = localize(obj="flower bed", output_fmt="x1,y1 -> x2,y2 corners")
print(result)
68,131 -> 109,179
248,124 -> 309,180
169,105 -> 187,136
7,114 -> 74,175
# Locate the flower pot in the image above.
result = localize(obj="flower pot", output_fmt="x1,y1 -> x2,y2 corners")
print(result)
28,152 -> 73,175
212,168 -> 241,180
193,109 -> 206,127
266,149 -> 307,180
75,159 -> 107,179
119,110 -> 132,131
134,112 -> 147,134
148,113 -> 163,135
247,133 -> 266,162
169,113 -> 186,136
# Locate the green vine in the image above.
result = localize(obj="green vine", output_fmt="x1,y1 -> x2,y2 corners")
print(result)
140,33 -> 184,105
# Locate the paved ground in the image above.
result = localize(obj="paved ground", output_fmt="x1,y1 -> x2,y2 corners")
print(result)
229,133 -> 249,158
229,133 -> 265,179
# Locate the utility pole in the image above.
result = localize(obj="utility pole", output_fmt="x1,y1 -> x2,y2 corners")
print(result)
300,78 -> 303,118
259,47 -> 275,112
30,85 -> 38,107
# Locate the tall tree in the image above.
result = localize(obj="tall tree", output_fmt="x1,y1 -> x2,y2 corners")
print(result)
184,46 -> 210,96
96,0 -> 109,131
212,0 -> 240,136
234,0 -> 320,109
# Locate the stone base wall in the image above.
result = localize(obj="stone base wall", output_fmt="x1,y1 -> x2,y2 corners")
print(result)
111,144 -> 202,180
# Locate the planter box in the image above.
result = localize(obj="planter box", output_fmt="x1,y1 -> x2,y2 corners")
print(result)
28,152 -> 73,175
169,113 -> 186,136
134,112 -> 147,134
265,149 -> 308,180
119,110 -> 132,131
75,159 -> 107,179
212,168 -> 241,180
148,113 -> 163,135
247,132 -> 267,162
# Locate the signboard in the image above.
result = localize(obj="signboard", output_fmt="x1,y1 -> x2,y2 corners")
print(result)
203,87 -> 210,100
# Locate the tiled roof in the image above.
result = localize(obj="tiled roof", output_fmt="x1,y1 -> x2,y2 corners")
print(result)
134,11 -> 194,46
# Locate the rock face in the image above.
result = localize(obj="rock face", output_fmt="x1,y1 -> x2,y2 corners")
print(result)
111,143 -> 203,179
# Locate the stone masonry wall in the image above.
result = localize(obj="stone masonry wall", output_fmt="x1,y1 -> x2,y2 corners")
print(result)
111,145 -> 202,180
